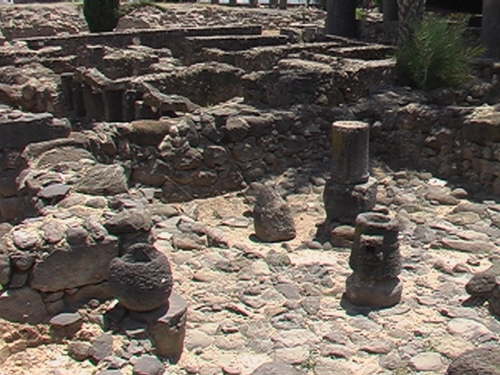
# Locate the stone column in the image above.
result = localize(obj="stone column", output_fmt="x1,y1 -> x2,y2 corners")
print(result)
82,84 -> 104,121
345,212 -> 402,308
482,0 -> 500,59
71,82 -> 86,118
60,73 -> 74,112
122,90 -> 138,122
279,0 -> 287,9
103,89 -> 123,122
326,0 -> 357,37
382,0 -> 398,42
323,121 -> 377,224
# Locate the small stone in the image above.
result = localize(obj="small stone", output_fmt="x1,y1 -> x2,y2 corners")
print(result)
12,230 -> 40,250
451,188 -> 468,199
133,355 -> 164,375
330,225 -> 355,247
90,333 -> 114,363
8,271 -> 28,288
96,371 -> 123,375
360,340 -> 393,354
221,217 -> 250,228
66,226 -> 88,245
251,361 -> 304,375
50,312 -> 83,338
410,352 -> 445,371
68,341 -> 92,361
447,318 -> 492,341
10,253 -> 35,272
38,184 -> 70,200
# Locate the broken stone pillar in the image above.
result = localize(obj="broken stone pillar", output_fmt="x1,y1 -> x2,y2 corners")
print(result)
60,73 -> 74,112
279,0 -> 287,9
122,90 -> 138,122
82,84 -> 104,121
72,82 -> 86,118
103,89 -> 123,122
323,121 -> 377,224
345,212 -> 402,308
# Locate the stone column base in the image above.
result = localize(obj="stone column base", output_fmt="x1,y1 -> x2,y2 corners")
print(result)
345,273 -> 402,308
127,292 -> 188,363
323,177 -> 378,224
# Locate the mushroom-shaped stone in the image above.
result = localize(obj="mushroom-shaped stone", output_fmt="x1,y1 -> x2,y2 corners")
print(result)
109,243 -> 173,312
250,183 -> 296,242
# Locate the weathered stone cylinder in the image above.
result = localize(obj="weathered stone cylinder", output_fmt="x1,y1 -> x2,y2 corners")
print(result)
345,212 -> 402,308
330,121 -> 369,185
108,243 -> 173,312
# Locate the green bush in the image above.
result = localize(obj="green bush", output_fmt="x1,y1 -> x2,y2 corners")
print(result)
83,0 -> 120,33
396,16 -> 484,90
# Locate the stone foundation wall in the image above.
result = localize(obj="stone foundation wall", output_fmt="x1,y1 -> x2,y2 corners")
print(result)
370,99 -> 500,195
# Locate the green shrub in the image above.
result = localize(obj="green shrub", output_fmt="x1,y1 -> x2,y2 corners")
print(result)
83,0 -> 120,33
396,16 -> 484,90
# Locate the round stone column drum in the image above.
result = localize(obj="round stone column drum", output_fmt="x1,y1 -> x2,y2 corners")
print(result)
109,243 -> 173,312
330,121 -> 370,185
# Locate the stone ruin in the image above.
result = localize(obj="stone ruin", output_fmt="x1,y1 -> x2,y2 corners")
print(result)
0,3 -> 498,374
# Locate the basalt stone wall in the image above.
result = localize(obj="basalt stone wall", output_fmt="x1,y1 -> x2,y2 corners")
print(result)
0,110 -> 71,223
20,25 -> 263,56
371,102 -> 500,194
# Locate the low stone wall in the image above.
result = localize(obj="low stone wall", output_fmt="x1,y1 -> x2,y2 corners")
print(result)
368,95 -> 500,195
20,25 -> 263,55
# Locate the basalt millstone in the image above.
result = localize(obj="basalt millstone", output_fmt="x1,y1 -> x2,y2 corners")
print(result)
109,243 -> 173,312
345,212 -> 403,308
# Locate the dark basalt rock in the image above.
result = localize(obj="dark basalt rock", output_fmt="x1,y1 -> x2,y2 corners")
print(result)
109,243 -> 173,312
446,346 -> 500,375
250,183 -> 296,242
466,260 -> 500,298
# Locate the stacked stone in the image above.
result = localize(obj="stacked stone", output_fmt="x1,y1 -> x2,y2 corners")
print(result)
345,212 -> 403,308
323,121 -> 377,225
108,243 -> 188,363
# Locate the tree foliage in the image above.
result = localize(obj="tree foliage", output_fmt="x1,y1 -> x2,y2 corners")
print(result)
396,16 -> 484,90
83,0 -> 120,33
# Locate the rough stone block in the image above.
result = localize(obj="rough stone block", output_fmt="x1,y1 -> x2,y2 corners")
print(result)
31,236 -> 119,292
137,292 -> 188,363
0,287 -> 48,324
